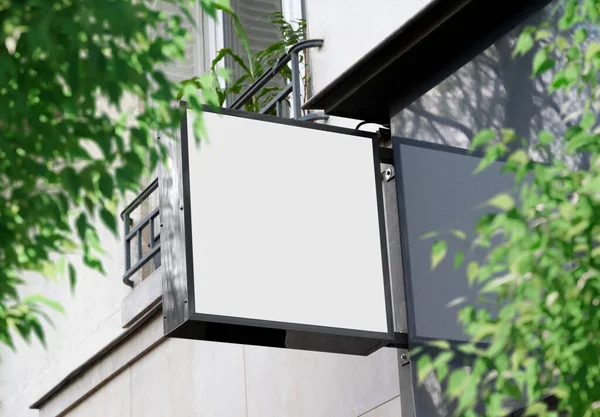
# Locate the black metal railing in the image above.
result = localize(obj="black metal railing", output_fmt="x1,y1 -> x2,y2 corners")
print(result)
229,39 -> 328,121
121,178 -> 161,287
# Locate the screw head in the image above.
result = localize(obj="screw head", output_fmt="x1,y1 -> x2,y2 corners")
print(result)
383,167 -> 395,182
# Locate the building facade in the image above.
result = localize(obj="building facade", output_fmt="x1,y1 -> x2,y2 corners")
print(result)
1,0 -> 564,416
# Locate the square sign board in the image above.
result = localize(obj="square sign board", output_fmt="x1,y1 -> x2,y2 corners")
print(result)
160,107 -> 398,355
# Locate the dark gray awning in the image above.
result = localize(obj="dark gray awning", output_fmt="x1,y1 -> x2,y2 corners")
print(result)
303,0 -> 552,124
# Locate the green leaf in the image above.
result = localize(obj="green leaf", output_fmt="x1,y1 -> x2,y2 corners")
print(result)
513,32 -> 534,56
98,173 -> 113,199
471,129 -> 496,150
532,49 -> 555,76
417,355 -> 433,383
454,251 -> 465,269
535,29 -> 551,41
31,321 -> 46,347
76,214 -> 88,240
100,207 -> 117,234
538,130 -> 554,145
447,369 -> 467,396
566,131 -> 597,152
450,229 -> 467,240
559,0 -> 578,29
216,5 -> 253,77
432,351 -> 454,381
501,128 -> 517,144
485,193 -> 515,211
474,143 -> 506,174
585,42 -> 600,65
68,263 -> 77,294
581,110 -> 596,130
24,294 -> 65,314
431,240 -> 447,270
575,28 -> 588,44
525,402 -> 548,416
556,36 -> 570,51
457,343 -> 477,354
420,231 -> 439,240
467,262 -> 479,286
508,149 -> 529,166
481,273 -> 517,293
211,47 -> 251,75
427,340 -> 451,350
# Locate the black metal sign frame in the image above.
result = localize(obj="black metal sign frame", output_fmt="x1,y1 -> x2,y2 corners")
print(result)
161,104 -> 406,356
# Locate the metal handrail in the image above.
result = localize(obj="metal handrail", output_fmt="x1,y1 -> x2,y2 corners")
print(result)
122,178 -> 161,287
228,39 -> 326,120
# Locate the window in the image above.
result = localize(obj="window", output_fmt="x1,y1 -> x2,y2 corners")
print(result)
223,0 -> 284,83
213,0 -> 305,105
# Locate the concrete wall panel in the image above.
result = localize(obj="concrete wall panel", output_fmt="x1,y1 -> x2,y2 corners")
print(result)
129,339 -> 246,417
244,346 -> 400,417
64,370 -> 130,417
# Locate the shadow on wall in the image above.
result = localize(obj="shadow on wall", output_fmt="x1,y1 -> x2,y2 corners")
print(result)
392,0 -> 596,169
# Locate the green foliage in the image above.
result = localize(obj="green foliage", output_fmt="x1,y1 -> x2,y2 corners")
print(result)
178,9 -> 306,113
420,1 -> 600,416
0,0 -> 221,348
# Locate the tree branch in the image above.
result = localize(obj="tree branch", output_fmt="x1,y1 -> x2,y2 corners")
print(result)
407,104 -> 475,142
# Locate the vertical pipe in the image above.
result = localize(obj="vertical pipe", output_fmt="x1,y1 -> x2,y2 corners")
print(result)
290,51 -> 302,119
276,100 -> 282,117
150,216 -> 155,248
124,213 -> 131,270
137,229 -> 142,262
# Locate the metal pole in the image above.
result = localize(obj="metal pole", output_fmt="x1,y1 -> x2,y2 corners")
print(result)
290,51 -> 303,119
382,160 -> 416,417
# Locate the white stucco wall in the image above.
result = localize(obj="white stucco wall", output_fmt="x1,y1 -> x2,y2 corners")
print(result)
0,223 -> 129,417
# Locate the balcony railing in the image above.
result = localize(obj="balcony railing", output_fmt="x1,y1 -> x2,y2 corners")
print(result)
228,39 -> 327,121
121,39 -> 325,286
121,178 -> 161,287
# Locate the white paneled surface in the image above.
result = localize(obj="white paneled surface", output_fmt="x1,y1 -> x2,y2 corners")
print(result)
187,111 -> 388,333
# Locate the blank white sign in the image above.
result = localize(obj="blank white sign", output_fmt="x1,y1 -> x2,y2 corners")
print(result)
187,110 -> 389,334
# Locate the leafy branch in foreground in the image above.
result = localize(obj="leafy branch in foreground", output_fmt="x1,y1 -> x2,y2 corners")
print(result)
0,0 -> 222,349
418,1 -> 600,416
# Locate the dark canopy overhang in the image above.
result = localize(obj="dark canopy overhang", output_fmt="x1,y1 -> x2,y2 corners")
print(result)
303,0 -> 552,125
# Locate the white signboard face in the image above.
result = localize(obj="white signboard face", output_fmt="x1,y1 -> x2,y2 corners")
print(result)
185,110 -> 390,335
